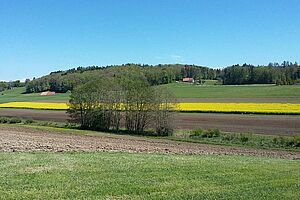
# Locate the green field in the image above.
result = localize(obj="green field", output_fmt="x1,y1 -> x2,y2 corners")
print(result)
164,83 -> 300,98
1,84 -> 300,104
0,152 -> 299,199
0,87 -> 69,104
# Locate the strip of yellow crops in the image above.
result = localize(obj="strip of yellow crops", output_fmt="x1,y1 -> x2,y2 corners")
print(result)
178,103 -> 300,114
0,102 -> 300,114
0,102 -> 68,110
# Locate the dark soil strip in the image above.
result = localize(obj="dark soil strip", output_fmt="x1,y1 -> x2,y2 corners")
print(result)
0,108 -> 299,136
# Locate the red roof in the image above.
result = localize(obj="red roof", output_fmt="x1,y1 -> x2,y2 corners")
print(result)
40,91 -> 56,96
182,78 -> 194,82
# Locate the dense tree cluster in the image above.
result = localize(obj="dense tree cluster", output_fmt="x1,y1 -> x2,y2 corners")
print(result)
223,62 -> 300,85
68,75 -> 176,135
0,80 -> 26,92
25,64 -> 220,93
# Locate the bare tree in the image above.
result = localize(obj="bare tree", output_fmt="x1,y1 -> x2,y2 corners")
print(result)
68,76 -> 176,135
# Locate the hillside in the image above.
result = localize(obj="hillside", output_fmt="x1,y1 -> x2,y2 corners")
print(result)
22,62 -> 300,94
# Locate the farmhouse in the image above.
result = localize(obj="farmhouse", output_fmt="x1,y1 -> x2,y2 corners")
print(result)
40,91 -> 56,96
182,77 -> 194,83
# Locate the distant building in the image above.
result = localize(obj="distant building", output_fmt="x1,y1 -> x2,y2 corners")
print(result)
182,78 -> 194,83
40,91 -> 56,96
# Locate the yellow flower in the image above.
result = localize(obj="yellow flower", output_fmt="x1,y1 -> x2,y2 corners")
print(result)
0,102 -> 300,114
0,102 -> 68,110
178,103 -> 300,114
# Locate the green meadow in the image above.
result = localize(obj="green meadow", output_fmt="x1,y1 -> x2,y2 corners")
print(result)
0,87 -> 69,104
1,84 -> 300,104
164,83 -> 300,98
0,152 -> 299,199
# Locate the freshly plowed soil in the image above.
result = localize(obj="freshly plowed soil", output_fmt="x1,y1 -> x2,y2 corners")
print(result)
0,108 -> 299,136
0,125 -> 299,159
175,113 -> 300,136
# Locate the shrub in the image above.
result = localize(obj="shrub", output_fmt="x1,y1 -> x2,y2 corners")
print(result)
8,117 -> 22,124
64,123 -> 78,129
0,117 -> 9,123
24,118 -> 34,124
156,126 -> 173,136
221,133 -> 236,141
240,135 -> 249,143
190,128 -> 204,137
202,129 -> 221,138
289,136 -> 300,147
273,136 -> 288,147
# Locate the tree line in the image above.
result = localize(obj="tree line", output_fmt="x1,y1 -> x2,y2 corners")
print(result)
2,61 -> 299,94
0,80 -> 27,92
25,64 -> 220,93
223,62 -> 300,85
68,74 -> 176,136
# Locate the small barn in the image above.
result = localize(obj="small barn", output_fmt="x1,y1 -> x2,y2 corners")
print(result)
182,78 -> 194,83
40,91 -> 56,96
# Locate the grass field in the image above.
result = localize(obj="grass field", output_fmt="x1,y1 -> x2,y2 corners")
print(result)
0,87 -> 69,104
0,152 -> 299,199
1,84 -> 300,104
164,83 -> 300,98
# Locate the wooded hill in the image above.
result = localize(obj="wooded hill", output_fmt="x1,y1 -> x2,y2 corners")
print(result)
23,62 -> 300,93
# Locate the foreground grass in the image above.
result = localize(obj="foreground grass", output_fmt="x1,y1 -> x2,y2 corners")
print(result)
0,152 -> 299,200
164,83 -> 300,98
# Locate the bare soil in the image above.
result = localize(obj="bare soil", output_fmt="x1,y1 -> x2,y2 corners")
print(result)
0,108 -> 299,136
175,113 -> 300,136
0,125 -> 299,159
0,108 -> 68,122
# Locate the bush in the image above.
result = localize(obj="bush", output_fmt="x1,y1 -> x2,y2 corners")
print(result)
0,117 -> 9,123
8,117 -> 22,124
202,129 -> 221,138
240,135 -> 249,143
156,126 -> 173,136
190,128 -> 204,137
273,136 -> 288,147
190,128 -> 221,138
289,136 -> 300,147
24,118 -> 34,124
221,133 -> 236,141
64,123 -> 78,129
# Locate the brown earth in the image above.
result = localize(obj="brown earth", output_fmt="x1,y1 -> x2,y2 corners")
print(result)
0,108 -> 68,122
0,125 -> 299,159
175,113 -> 300,136
0,108 -> 299,136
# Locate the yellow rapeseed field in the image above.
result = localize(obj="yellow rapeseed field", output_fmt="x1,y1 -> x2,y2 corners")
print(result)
177,103 -> 300,114
0,102 -> 68,110
0,102 -> 300,114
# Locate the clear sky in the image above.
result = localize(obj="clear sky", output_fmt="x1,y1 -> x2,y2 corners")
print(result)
1,0 -> 300,81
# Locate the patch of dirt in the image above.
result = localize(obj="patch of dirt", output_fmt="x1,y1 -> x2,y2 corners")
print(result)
0,126 -> 299,159
0,108 -> 68,122
175,113 -> 300,136
1,108 -> 299,136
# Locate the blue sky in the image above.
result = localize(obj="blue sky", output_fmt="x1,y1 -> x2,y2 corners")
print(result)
1,0 -> 300,81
